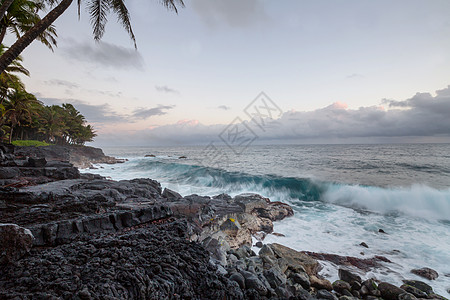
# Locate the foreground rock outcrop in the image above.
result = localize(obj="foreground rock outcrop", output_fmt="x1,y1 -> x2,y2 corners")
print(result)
1,220 -> 242,299
14,144 -> 126,169
1,144 -> 448,299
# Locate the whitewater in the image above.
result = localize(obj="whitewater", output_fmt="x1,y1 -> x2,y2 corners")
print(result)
87,143 -> 450,296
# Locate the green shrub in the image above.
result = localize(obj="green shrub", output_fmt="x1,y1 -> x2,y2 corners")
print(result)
12,140 -> 52,147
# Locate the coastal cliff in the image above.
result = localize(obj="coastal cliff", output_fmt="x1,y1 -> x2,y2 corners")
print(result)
0,144 -> 447,299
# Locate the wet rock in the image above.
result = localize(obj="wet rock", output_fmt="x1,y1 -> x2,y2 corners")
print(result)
144,154 -> 155,157
220,218 -> 241,237
275,286 -> 293,299
411,267 -> 439,280
255,241 -> 263,248
234,245 -> 254,260
400,284 -> 428,298
350,281 -> 361,291
379,229 -> 387,233
0,221 -> 237,299
305,251 -> 387,272
351,290 -> 360,298
27,157 -> 47,167
295,285 -> 315,300
252,201 -> 294,221
378,282 -> 406,300
428,293 -> 448,300
263,266 -> 286,288
229,272 -> 246,289
317,289 -> 339,300
162,188 -> 182,200
339,297 -> 360,300
269,243 -> 319,275
332,280 -> 352,294
310,275 -> 333,291
291,271 -> 311,289
0,167 -> 19,179
338,269 -> 361,284
0,223 -> 34,264
259,244 -> 275,257
402,280 -> 433,294
360,242 -> 369,248
241,270 -> 268,296
362,279 -> 379,296
234,193 -> 268,213
399,292 -> 418,300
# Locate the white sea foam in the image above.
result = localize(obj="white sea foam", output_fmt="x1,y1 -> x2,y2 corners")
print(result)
87,155 -> 450,296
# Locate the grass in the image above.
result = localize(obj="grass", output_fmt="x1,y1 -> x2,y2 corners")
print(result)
12,140 -> 52,147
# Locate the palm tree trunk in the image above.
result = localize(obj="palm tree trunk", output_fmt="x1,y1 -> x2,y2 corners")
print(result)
0,0 -> 15,43
9,124 -> 13,143
0,0 -> 73,74
0,25 -> 7,45
0,0 -> 14,21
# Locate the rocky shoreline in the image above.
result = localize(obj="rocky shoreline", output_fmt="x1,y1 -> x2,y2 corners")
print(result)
0,144 -> 447,299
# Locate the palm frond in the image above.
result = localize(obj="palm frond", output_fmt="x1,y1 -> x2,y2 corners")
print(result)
109,0 -> 136,47
88,0 -> 110,41
161,0 -> 185,14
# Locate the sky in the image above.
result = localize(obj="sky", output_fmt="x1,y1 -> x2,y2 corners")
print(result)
8,0 -> 450,146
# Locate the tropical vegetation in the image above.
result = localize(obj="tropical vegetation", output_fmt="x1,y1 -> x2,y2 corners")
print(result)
0,47 -> 96,145
0,0 -> 185,74
0,0 -> 184,144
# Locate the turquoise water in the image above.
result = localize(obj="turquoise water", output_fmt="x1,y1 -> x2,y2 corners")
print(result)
90,144 -> 450,295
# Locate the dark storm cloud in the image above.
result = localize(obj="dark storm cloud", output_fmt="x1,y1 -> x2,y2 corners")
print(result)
191,0 -> 268,27
62,40 -> 144,70
132,105 -> 176,120
155,85 -> 179,94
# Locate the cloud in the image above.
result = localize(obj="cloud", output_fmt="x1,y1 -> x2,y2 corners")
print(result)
347,73 -> 364,79
132,105 -> 175,120
62,40 -> 144,70
45,79 -> 79,89
217,105 -> 231,110
155,85 -> 179,94
92,85 -> 450,146
37,97 -> 127,125
191,0 -> 268,28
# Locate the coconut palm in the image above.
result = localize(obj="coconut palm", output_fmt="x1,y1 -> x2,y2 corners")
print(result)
0,0 -> 58,50
0,44 -> 29,105
3,85 -> 41,142
38,104 -> 66,143
0,0 -> 185,74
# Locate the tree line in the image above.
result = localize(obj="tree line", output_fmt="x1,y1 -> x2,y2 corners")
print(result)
0,0 -> 184,144
0,53 -> 96,145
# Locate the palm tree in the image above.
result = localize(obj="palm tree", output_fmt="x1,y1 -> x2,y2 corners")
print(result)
0,0 -> 58,50
0,44 -> 29,105
38,104 -> 66,143
3,85 -> 41,142
0,0 -> 185,74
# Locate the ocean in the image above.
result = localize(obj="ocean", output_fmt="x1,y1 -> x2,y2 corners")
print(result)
88,143 -> 450,295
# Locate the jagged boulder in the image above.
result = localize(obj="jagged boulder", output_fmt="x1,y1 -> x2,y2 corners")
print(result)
378,282 -> 406,300
269,243 -> 319,276
0,223 -> 34,264
411,267 -> 439,280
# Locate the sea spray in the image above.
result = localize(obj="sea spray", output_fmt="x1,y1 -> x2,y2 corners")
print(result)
92,144 -> 450,295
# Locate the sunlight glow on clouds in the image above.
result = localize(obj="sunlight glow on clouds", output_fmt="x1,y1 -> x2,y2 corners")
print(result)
93,85 -> 450,146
